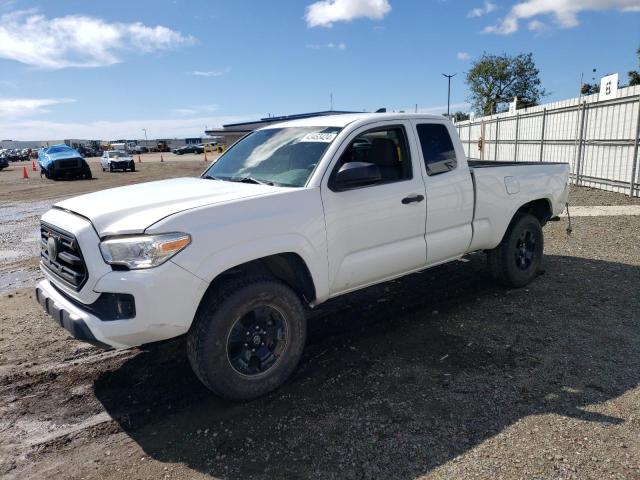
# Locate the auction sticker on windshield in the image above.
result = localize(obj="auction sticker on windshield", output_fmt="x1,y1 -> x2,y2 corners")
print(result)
300,132 -> 338,143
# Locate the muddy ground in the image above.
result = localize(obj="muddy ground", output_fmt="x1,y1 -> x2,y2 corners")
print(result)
0,162 -> 638,479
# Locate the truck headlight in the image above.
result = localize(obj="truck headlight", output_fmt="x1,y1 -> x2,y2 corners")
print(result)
99,233 -> 191,269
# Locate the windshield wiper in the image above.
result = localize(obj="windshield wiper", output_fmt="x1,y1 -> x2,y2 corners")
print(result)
228,176 -> 274,186
203,174 -> 225,181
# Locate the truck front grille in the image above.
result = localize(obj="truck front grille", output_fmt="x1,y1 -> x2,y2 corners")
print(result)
59,159 -> 79,168
40,223 -> 88,290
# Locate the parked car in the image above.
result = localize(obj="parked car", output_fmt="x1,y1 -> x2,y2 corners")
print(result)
38,144 -> 92,180
130,145 -> 149,154
173,144 -> 203,155
101,150 -> 136,172
36,113 -> 569,400
0,155 -> 8,171
77,144 -> 101,158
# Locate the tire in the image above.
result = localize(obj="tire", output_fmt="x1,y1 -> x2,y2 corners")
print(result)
84,168 -> 92,180
130,161 -> 135,172
187,275 -> 307,400
487,213 -> 544,288
109,163 -> 114,172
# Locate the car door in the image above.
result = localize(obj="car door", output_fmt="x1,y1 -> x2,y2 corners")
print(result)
321,121 -> 427,296
410,120 -> 474,266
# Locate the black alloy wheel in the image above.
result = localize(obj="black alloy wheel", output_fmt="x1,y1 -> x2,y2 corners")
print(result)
226,306 -> 288,376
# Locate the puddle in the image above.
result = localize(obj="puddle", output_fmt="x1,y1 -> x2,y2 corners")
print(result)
0,200 -> 55,223
0,200 -> 56,293
0,269 -> 43,294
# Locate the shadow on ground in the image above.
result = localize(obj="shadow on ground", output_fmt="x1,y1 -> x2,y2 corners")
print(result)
94,254 -> 640,479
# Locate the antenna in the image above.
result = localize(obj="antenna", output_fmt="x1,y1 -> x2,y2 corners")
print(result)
330,92 -> 333,111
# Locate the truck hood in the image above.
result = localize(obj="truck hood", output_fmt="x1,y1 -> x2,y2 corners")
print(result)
54,177 -> 284,236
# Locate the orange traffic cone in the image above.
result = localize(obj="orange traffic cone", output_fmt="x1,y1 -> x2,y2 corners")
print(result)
138,155 -> 142,163
160,154 -> 164,162
31,160 -> 37,171
22,166 -> 29,179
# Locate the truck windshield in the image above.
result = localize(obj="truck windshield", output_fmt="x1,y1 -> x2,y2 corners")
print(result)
203,126 -> 341,187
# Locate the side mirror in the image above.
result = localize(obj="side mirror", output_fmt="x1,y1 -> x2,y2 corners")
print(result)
334,162 -> 381,190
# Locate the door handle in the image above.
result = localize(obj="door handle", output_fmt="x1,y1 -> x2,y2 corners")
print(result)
401,194 -> 424,204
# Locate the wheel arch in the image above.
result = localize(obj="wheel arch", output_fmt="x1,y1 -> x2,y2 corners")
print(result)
512,198 -> 553,227
198,252 -> 318,310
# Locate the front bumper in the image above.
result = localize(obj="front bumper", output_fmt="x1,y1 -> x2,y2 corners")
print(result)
110,160 -> 132,169
35,284 -> 111,349
36,258 -> 208,349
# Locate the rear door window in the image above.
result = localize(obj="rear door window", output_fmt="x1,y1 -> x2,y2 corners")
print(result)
416,123 -> 457,175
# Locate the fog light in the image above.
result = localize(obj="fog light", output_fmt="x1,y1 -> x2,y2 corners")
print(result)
93,293 -> 136,321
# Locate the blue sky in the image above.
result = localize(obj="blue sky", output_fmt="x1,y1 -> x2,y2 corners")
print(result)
0,0 -> 639,140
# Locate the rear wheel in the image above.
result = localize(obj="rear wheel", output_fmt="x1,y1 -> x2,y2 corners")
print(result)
487,213 -> 543,288
187,276 -> 306,400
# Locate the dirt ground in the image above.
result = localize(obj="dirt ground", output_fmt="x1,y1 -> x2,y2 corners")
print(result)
0,162 -> 639,479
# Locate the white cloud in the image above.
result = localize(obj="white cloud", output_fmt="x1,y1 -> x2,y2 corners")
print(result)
192,70 -> 223,77
305,0 -> 391,27
484,0 -> 640,35
191,67 -> 230,77
468,1 -> 497,18
173,104 -> 218,116
306,42 -> 347,49
0,10 -> 195,69
457,51 -> 471,61
528,19 -> 547,31
0,115 -> 259,141
0,97 -> 75,118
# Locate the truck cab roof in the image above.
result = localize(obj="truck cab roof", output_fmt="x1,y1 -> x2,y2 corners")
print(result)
263,112 -> 448,129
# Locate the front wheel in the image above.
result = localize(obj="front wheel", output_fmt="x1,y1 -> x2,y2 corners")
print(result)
187,276 -> 306,400
487,213 -> 543,288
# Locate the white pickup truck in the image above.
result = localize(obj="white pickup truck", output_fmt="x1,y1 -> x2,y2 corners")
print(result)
36,113 -> 569,400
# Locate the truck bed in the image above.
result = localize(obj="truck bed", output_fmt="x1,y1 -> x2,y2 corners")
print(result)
466,160 -> 570,253
468,160 -> 566,168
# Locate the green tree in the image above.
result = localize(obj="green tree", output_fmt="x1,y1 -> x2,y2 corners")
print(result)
466,52 -> 546,116
450,111 -> 470,122
628,47 -> 640,87
581,83 -> 600,95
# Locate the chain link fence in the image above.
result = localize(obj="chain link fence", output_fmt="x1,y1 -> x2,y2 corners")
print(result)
454,85 -> 640,197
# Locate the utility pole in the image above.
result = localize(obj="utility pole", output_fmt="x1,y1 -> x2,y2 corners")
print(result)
442,73 -> 457,117
142,128 -> 148,148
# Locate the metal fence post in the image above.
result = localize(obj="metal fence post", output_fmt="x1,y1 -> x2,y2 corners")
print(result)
539,108 -> 547,162
494,116 -> 500,161
480,121 -> 486,160
514,113 -> 520,161
575,102 -> 588,186
629,96 -> 640,197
